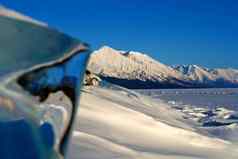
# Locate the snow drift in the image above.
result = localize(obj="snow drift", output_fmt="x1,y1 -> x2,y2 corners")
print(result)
65,85 -> 238,159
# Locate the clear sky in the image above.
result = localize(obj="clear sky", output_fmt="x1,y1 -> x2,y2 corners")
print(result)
1,0 -> 238,68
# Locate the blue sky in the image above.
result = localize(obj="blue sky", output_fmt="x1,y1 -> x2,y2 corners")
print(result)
1,0 -> 238,68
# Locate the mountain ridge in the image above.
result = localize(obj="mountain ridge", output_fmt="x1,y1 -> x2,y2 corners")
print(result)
88,46 -> 238,89
1,6 -> 237,89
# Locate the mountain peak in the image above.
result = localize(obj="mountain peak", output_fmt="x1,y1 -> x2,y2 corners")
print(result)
124,50 -> 148,57
88,46 -> 187,86
88,46 -> 238,88
99,45 -> 114,51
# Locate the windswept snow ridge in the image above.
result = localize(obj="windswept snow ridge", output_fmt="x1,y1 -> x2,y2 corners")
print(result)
65,85 -> 238,159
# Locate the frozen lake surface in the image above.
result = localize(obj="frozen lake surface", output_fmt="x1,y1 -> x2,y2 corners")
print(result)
136,88 -> 238,110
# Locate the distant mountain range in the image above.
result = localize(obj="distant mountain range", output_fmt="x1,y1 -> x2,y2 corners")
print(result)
88,46 -> 238,89
2,5 -> 238,89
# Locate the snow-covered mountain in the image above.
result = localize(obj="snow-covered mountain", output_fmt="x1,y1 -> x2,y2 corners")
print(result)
174,65 -> 238,87
2,5 -> 238,159
2,5 -> 237,89
88,46 -> 238,89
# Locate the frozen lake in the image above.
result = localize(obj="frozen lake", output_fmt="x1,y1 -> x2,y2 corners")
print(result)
136,88 -> 238,110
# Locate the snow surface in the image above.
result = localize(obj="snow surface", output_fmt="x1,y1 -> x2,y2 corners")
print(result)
137,88 -> 238,143
1,5 -> 238,158
61,85 -> 238,159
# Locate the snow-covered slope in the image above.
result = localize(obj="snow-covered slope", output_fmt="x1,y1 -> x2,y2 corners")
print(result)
88,46 -> 238,89
173,65 -> 214,82
66,85 -> 238,159
88,46 -> 193,89
210,68 -> 238,83
124,51 -> 184,79
174,65 -> 238,87
0,5 -> 47,26
89,46 -> 184,80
